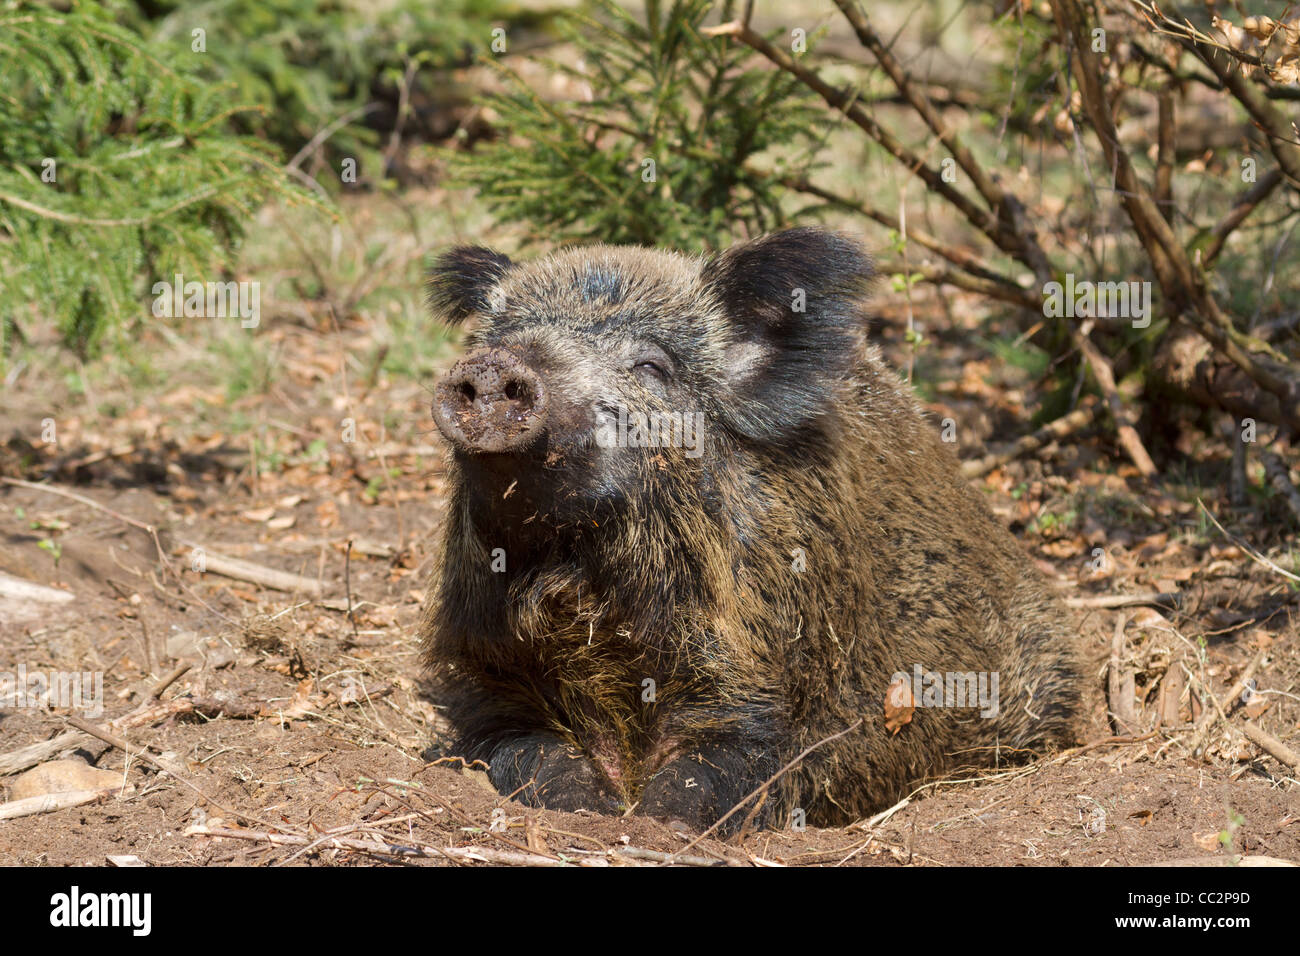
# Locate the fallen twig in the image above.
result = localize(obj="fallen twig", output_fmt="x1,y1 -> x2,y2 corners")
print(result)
1108,614 -> 1141,735
0,476 -> 324,595
0,786 -> 134,821
64,715 -> 277,831
1186,648 -> 1269,757
0,570 -> 74,604
1064,591 -> 1180,609
1198,499 -> 1300,584
1,476 -> 157,534
962,400 -> 1099,479
360,781 -> 565,863
1075,320 -> 1157,477
1240,721 -> 1300,771
179,544 -> 325,596
1260,451 -> 1300,524
1052,732 -> 1161,762
149,663 -> 192,699
0,696 -> 194,776
614,846 -> 738,867
344,539 -> 360,640
0,735 -> 84,777
853,796 -> 912,830
186,824 -> 613,866
65,715 -> 188,778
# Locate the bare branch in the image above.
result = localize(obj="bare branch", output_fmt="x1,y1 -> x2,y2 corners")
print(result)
701,20 -> 1022,261
1202,167 -> 1285,267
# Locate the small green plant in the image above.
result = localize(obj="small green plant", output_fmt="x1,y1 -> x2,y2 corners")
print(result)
447,0 -> 825,250
983,335 -> 1051,381
363,467 -> 401,503
31,516 -> 68,568
122,0 -> 517,169
255,444 -> 287,474
1029,507 -> 1079,536
891,272 -> 926,295
301,438 -> 330,471
1218,807 -> 1246,856
215,332 -> 277,401
0,1 -> 324,356
37,537 -> 63,567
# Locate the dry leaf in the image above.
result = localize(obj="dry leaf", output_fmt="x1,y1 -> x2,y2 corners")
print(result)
1194,830 -> 1222,852
1131,607 -> 1172,629
1268,59 -> 1300,85
358,604 -> 398,628
884,678 -> 915,735
335,678 -> 363,706
1244,699 -> 1272,720
261,679 -> 325,720
1212,16 -> 1257,54
1243,16 -> 1279,41
315,500 -> 340,529
1135,532 -> 1169,560
1042,538 -> 1086,558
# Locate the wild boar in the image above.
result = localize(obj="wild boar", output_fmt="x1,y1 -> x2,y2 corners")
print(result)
420,228 -> 1082,833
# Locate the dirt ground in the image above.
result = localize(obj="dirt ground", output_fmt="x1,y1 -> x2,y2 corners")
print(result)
1,271 -> 1298,867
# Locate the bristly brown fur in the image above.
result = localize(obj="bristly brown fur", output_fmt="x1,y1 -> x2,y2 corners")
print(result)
420,228 -> 1083,833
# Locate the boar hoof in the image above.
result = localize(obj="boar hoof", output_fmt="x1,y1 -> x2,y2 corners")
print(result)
638,753 -> 765,836
488,734 -> 622,815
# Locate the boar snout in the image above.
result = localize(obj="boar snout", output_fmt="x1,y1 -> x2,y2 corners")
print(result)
434,348 -> 548,454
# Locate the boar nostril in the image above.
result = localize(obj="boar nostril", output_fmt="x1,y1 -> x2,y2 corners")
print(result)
503,379 -> 531,405
457,381 -> 477,404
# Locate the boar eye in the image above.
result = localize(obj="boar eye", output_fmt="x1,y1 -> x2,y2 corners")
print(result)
634,360 -> 666,382
631,346 -> 673,386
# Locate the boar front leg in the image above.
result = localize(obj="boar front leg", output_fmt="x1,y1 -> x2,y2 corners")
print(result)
484,733 -> 623,814
637,734 -> 783,835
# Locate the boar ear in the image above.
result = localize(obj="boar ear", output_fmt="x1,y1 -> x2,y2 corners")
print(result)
702,228 -> 872,437
426,246 -> 514,323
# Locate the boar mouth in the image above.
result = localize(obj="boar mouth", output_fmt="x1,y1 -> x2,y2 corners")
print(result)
453,423 -> 634,532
